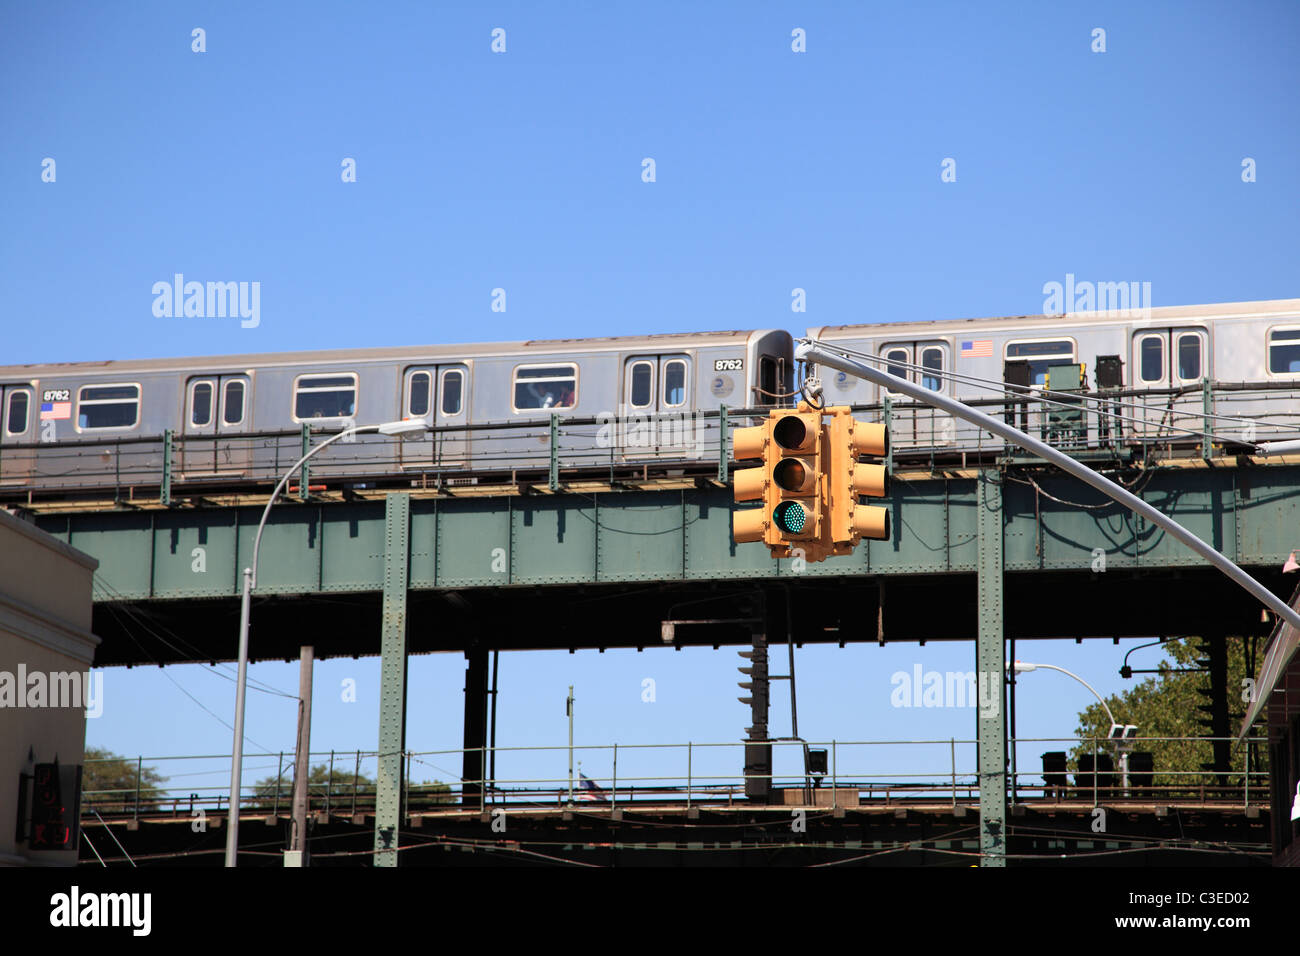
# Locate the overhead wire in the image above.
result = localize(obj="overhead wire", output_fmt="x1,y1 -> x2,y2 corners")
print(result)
815,347 -> 1212,443
807,337 -> 1298,432
87,807 -> 137,866
803,339 -> 1300,442
98,600 -> 279,754
93,576 -> 297,700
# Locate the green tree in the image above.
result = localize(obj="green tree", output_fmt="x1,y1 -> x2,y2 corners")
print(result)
81,748 -> 167,810
250,764 -> 453,809
1070,637 -> 1267,791
251,763 -> 371,809
408,779 -> 455,806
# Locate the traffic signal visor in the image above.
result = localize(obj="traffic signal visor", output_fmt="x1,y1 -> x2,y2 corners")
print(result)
827,410 -> 890,544
731,421 -> 770,543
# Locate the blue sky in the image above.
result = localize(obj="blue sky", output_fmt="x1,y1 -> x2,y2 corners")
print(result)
3,2 -> 1297,796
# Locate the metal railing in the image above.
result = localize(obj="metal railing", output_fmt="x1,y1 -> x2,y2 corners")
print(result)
5,381 -> 1299,504
80,735 -> 1271,822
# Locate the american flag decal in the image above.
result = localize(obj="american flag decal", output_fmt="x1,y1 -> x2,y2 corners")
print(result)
40,401 -> 72,420
960,340 -> 993,358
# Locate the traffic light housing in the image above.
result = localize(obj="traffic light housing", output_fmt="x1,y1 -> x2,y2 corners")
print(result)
731,418 -> 770,544
826,406 -> 890,545
770,410 -> 824,542
738,636 -> 771,800
731,403 -> 890,563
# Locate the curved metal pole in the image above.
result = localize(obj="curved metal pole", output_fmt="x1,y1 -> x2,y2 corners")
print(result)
226,423 -> 379,867
250,426 -> 379,588
1021,662 -> 1116,726
796,340 -> 1300,633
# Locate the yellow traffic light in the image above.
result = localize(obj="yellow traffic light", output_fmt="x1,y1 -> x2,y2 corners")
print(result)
731,404 -> 886,560
826,407 -> 890,544
770,410 -> 823,542
731,419 -> 771,544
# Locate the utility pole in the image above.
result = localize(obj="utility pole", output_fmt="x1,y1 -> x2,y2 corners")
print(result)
287,644 -> 313,867
566,685 -> 575,806
564,686 -> 574,806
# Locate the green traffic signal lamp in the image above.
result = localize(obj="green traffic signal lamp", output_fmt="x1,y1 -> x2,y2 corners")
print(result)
773,500 -> 808,534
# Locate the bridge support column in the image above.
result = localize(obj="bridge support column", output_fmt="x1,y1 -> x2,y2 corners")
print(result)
374,493 -> 410,867
461,648 -> 490,806
976,470 -> 1007,867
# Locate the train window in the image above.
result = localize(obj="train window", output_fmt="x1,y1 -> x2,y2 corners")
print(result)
758,356 -> 778,405
1138,335 -> 1164,383
1177,334 -> 1202,381
885,348 -> 909,380
223,380 -> 245,425
293,374 -> 357,420
441,370 -> 463,415
408,371 -> 431,417
921,347 -> 944,391
191,382 -> 213,426
6,390 -> 30,435
78,384 -> 140,430
513,364 -> 576,411
664,360 -> 687,406
1269,329 -> 1300,374
1005,340 -> 1075,386
629,362 -> 653,408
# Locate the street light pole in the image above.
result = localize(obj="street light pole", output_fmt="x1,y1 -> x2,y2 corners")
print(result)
1011,661 -> 1115,726
225,419 -> 427,868
1012,660 -> 1135,792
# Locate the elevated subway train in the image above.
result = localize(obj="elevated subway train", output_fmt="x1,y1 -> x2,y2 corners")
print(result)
806,298 -> 1300,452
0,329 -> 795,492
1,298 -> 1298,497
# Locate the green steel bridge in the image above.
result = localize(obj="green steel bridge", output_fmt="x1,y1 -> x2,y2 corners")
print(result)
11,397 -> 1300,865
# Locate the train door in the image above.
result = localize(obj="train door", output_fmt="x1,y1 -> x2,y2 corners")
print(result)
0,385 -> 36,486
182,374 -> 252,476
1130,327 -> 1209,441
621,353 -> 691,460
436,364 -> 470,466
879,341 -> 951,449
401,364 -> 470,468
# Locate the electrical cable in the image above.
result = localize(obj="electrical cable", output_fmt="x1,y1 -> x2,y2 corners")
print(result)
806,340 -> 1300,441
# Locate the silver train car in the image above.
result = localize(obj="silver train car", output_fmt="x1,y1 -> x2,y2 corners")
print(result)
2,298 -> 1297,498
806,298 -> 1300,453
0,330 -> 793,492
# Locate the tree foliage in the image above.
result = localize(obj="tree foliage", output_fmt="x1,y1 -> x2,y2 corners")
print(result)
81,748 -> 168,809
1068,637 -> 1267,790
250,763 -> 453,809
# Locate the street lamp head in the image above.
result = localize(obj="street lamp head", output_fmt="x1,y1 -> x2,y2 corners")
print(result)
377,418 -> 430,438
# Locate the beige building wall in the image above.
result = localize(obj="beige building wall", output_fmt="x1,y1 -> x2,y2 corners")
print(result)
0,509 -> 99,866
